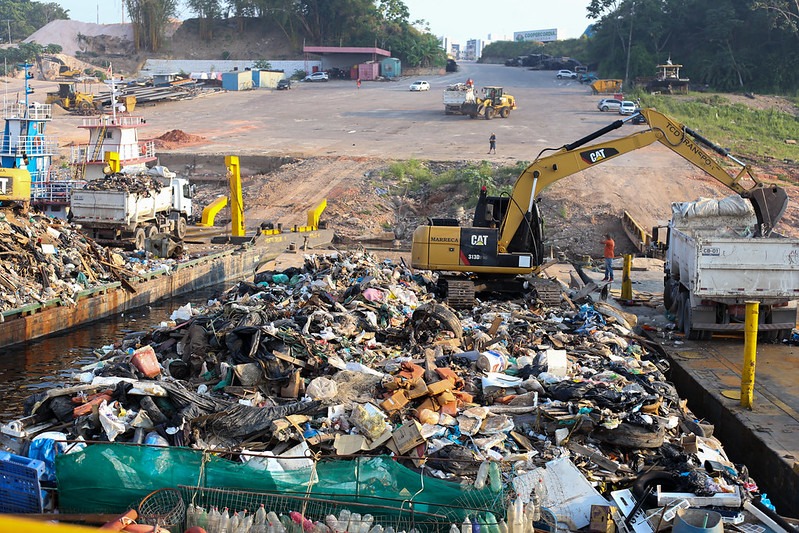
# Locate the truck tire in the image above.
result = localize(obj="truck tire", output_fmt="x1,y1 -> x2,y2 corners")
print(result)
484,107 -> 494,120
680,291 -> 710,340
133,227 -> 146,250
500,107 -> 510,118
174,216 -> 187,239
145,225 -> 158,239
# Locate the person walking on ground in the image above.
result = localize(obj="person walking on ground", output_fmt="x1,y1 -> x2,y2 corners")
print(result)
601,233 -> 615,281
356,78 -> 361,89
488,133 -> 496,154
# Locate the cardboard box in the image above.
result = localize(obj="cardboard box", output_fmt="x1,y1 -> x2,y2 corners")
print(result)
426,378 -> 454,396
392,420 -> 426,455
380,390 -> 409,414
588,505 -> 616,533
407,379 -> 429,399
416,396 -> 439,414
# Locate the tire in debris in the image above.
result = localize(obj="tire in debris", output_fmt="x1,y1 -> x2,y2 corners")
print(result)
133,227 -> 146,250
411,303 -> 463,340
175,216 -> 187,239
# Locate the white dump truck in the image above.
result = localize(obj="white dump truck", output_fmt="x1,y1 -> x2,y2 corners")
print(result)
664,195 -> 799,341
70,167 -> 193,250
443,83 -> 476,115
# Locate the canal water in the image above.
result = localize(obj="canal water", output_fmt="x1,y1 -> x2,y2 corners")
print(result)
0,285 -> 229,421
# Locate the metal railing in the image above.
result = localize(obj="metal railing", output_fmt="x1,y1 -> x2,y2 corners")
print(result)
69,139 -> 156,164
80,115 -> 146,128
2,102 -> 53,121
0,135 -> 59,157
30,179 -> 87,203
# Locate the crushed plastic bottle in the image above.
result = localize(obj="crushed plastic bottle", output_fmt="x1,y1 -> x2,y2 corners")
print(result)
488,462 -> 502,492
474,461 -> 489,490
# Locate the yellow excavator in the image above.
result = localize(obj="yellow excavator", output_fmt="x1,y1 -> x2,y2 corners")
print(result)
411,108 -> 789,306
464,86 -> 516,119
45,81 -> 102,115
0,168 -> 32,211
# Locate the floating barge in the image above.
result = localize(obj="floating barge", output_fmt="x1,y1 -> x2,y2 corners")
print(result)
0,228 -> 334,349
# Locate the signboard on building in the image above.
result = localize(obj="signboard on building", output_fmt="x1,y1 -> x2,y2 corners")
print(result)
514,28 -> 558,42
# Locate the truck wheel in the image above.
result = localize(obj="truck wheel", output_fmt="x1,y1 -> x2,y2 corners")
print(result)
133,227 -> 146,250
174,216 -> 187,239
663,279 -> 678,312
500,107 -> 510,118
680,292 -> 709,340
145,225 -> 158,239
484,107 -> 494,120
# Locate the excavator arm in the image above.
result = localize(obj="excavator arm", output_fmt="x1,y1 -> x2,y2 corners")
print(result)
498,108 -> 788,253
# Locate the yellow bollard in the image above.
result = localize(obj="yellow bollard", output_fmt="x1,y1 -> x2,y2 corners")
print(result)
226,155 -> 245,237
621,254 -> 633,300
740,300 -> 759,409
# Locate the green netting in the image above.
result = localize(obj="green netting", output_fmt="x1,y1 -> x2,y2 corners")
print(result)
55,444 -> 504,522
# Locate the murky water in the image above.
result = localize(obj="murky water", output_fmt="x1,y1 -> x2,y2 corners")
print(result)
0,285 -> 229,420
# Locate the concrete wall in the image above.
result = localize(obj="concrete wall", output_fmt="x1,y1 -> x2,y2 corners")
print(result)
140,59 -> 318,79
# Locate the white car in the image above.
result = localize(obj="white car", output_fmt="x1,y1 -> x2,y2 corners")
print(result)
619,100 -> 638,115
597,98 -> 622,112
409,80 -> 430,91
556,69 -> 577,79
303,72 -> 329,82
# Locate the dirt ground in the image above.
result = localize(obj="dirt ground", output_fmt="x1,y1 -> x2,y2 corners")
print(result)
10,63 -> 799,261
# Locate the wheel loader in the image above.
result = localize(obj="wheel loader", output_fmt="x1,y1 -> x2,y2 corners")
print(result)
462,86 -> 516,119
45,81 -> 102,115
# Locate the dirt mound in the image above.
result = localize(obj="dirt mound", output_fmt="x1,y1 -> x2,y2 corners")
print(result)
154,130 -> 207,150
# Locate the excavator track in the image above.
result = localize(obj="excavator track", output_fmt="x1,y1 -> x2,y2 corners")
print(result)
438,278 -> 476,309
527,277 -> 563,306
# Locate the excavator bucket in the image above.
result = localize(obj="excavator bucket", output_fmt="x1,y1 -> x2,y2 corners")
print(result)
742,185 -> 789,236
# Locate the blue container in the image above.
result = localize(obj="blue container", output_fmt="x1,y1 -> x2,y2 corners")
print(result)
0,451 -> 47,513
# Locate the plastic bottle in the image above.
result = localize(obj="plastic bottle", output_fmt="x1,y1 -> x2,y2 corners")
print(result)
186,503 -> 197,529
337,510 -> 351,533
450,524 -> 460,533
485,512 -> 500,533
239,510 -> 253,533
474,461 -> 490,490
349,512 -> 362,533
488,462 -> 502,492
367,525 -> 384,533
325,515 -> 339,533
461,516 -> 472,533
197,506 -> 208,529
231,511 -> 241,533
383,527 -> 395,533
220,507 -> 231,533
207,506 -> 221,533
470,515 -> 481,533
497,520 -> 508,533
361,515 -> 374,533
255,504 -> 267,526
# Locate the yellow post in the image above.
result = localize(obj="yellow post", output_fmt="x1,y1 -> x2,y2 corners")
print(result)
621,254 -> 633,300
741,300 -> 759,409
103,151 -> 121,174
226,155 -> 245,237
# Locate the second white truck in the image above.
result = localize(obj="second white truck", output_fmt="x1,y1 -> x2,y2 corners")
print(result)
664,195 -> 799,341
70,167 -> 193,250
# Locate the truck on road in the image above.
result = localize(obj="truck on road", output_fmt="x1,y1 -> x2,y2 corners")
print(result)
664,197 -> 799,341
70,167 -> 193,250
443,84 -> 516,119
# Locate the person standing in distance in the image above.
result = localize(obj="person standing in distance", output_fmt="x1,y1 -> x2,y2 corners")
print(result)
488,133 -> 496,154
601,233 -> 615,281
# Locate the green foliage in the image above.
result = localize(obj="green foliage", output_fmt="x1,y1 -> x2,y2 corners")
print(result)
482,39 -> 591,64
0,1 -> 68,42
639,94 -> 799,161
221,50 -> 231,60
587,0 -> 799,93
253,59 -> 272,69
125,0 -> 178,52
292,69 -> 307,80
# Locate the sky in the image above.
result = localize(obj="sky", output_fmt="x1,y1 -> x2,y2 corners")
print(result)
54,0 -> 594,43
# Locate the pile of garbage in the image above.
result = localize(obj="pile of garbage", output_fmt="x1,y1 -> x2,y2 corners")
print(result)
79,171 -> 167,195
0,209 -> 184,312
2,251 -> 787,528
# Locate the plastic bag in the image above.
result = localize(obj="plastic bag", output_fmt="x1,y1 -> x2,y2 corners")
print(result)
306,377 -> 339,400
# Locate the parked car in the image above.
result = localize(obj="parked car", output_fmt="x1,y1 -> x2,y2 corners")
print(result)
409,80 -> 430,91
303,72 -> 329,82
619,100 -> 638,115
556,69 -> 577,79
276,79 -> 292,90
627,112 -> 646,125
597,98 -> 622,112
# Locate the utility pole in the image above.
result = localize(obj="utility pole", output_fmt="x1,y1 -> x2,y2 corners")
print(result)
624,0 -> 635,92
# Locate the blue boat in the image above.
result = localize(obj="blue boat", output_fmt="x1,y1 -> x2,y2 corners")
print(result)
0,63 -> 82,217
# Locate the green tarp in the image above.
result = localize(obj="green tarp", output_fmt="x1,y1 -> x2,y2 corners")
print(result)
56,444 -> 503,524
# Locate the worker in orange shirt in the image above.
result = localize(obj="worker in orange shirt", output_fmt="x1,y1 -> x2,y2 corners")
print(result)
601,233 -> 615,282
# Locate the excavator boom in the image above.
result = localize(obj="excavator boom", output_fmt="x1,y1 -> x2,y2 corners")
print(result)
411,108 -> 789,294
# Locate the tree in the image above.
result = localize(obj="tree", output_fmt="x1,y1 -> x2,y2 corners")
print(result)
753,0 -> 799,32
126,0 -> 179,52
186,0 -> 223,40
